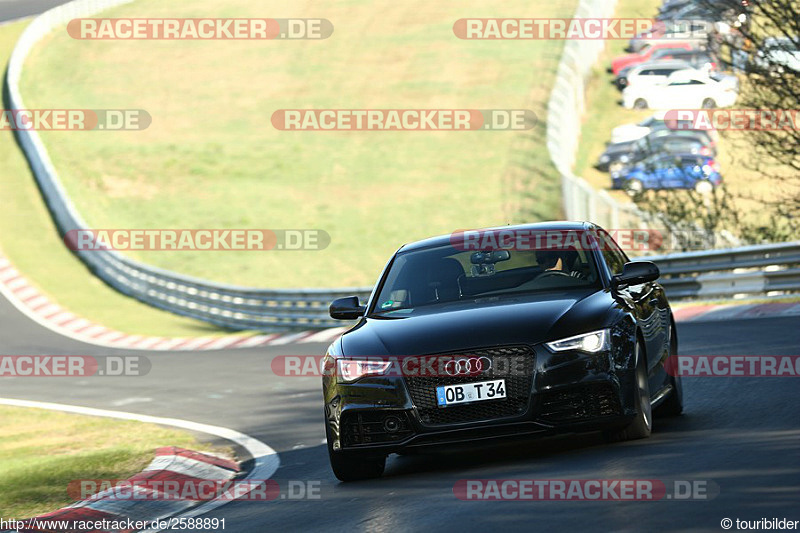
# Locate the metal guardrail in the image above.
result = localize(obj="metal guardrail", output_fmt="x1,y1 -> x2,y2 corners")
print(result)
649,242 -> 800,300
5,0 -> 795,333
546,0 -> 639,229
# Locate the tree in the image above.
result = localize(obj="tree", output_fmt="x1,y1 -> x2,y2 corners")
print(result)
635,0 -> 799,241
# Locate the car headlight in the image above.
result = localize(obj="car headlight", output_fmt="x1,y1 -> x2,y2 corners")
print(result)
599,154 -> 610,163
336,358 -> 392,383
546,329 -> 610,353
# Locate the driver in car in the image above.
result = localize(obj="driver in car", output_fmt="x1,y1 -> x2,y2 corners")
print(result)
536,248 -> 584,278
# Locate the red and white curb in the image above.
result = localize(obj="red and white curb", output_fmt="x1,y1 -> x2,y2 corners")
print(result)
0,398 -> 280,533
6,447 -> 240,533
0,253 -> 347,351
673,302 -> 800,323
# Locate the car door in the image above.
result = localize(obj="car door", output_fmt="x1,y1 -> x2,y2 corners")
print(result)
656,156 -> 684,189
679,156 -> 704,188
599,232 -> 667,390
659,78 -> 702,108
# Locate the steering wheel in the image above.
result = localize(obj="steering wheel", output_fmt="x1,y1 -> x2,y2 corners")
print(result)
537,270 -> 572,279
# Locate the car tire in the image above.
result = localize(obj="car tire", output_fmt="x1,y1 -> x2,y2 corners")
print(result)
694,180 -> 713,195
654,329 -> 683,417
702,98 -> 716,109
326,420 -> 386,482
625,179 -> 644,197
603,339 -> 652,442
633,98 -> 648,109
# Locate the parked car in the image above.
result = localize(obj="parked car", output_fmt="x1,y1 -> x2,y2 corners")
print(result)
611,111 -> 699,143
657,0 -> 694,15
616,53 -> 718,90
596,140 -> 638,172
598,130 -> 715,173
658,1 -> 749,28
611,41 -> 697,76
628,20 -> 710,53
612,153 -> 721,196
636,129 -> 716,157
622,60 -> 699,90
611,152 -> 721,180
622,70 -> 738,109
754,36 -> 800,73
650,48 -> 717,71
657,2 -> 736,23
323,222 -> 682,480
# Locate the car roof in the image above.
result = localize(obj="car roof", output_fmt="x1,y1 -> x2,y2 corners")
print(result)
647,128 -> 708,140
397,221 -> 596,253
666,69 -> 710,81
630,60 -> 692,72
645,152 -> 708,161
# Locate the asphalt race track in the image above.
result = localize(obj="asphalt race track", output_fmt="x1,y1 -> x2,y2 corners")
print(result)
1,3 -> 799,532
0,0 -> 72,23
2,279 -> 800,532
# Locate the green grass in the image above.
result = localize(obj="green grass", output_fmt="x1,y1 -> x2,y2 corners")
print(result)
0,405 -> 227,520
0,19 -> 238,336
21,0 -> 574,289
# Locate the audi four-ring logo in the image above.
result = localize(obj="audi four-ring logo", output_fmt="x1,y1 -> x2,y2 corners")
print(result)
444,356 -> 492,376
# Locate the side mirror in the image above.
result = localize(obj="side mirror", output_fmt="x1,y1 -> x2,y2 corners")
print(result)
329,296 -> 366,320
611,261 -> 660,289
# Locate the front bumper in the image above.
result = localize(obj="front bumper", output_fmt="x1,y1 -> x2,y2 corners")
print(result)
324,342 -> 639,454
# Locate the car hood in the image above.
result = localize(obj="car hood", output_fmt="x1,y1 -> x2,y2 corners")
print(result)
340,289 -> 614,356
611,124 -> 649,142
602,142 -> 635,156
612,54 -> 643,73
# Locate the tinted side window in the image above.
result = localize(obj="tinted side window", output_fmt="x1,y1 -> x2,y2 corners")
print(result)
598,231 -> 628,276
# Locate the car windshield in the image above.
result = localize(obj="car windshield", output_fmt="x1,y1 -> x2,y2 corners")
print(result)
371,240 -> 603,316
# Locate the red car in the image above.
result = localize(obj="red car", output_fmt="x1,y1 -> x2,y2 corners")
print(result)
611,41 -> 697,75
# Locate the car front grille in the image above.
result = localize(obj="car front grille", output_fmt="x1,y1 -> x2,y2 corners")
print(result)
537,383 -> 622,423
405,345 -> 535,426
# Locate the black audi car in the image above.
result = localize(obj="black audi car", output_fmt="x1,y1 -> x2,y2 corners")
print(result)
323,222 -> 682,481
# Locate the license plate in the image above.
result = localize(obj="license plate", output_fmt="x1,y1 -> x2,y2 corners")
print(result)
436,379 -> 506,407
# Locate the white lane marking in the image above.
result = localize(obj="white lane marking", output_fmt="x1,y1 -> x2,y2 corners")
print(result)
111,397 -> 153,407
0,397 -> 281,531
